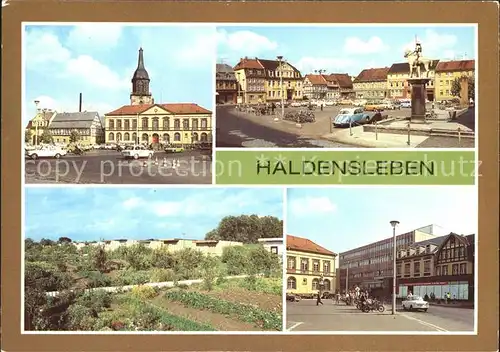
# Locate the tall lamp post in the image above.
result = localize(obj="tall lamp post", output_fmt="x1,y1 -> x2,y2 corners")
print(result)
390,220 -> 400,315
34,100 -> 40,146
345,262 -> 349,292
277,55 -> 285,119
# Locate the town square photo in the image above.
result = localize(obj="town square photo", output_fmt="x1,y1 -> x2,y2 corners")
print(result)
24,23 -> 215,184
285,186 -> 477,333
216,25 -> 476,148
23,187 -> 284,332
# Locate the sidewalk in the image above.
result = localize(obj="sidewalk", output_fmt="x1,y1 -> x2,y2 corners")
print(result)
322,125 -> 429,148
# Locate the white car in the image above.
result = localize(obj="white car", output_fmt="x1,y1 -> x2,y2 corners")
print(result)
290,101 -> 302,107
26,146 -> 67,160
400,102 -> 412,108
402,296 -> 429,312
121,145 -> 154,159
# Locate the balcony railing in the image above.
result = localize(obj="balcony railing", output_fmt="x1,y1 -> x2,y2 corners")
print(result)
106,127 -> 211,132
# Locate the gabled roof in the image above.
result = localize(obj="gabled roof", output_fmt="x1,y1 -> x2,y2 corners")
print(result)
305,74 -> 328,85
354,67 -> 390,82
234,58 -> 264,70
434,232 -> 472,256
216,64 -> 237,81
257,58 -> 301,74
435,60 -> 475,72
105,103 -> 211,116
326,73 -> 353,88
49,111 -> 100,129
287,234 -> 336,256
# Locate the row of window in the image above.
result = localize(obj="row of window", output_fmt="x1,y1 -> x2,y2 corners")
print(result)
397,261 -> 468,277
287,276 -> 332,291
107,132 -> 209,142
48,128 -> 100,136
287,256 -> 332,273
398,282 -> 469,300
340,235 -> 412,261
438,246 -> 467,261
268,80 -> 302,88
436,263 -> 468,276
108,118 -> 208,130
216,82 -> 238,89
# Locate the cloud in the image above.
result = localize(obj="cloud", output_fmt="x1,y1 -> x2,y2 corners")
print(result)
66,24 -> 123,51
289,196 -> 337,216
123,197 -> 143,210
343,36 -> 388,55
401,30 -> 458,58
294,56 -> 355,73
25,27 -> 129,90
31,95 -> 115,116
217,29 -> 278,57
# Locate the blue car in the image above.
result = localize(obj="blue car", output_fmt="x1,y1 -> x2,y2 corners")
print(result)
332,108 -> 377,128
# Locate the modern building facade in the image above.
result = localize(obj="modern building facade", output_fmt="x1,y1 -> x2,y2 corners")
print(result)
353,67 -> 390,100
104,48 -> 212,146
216,63 -> 239,105
286,234 -> 337,295
337,224 -> 445,293
387,61 -> 439,101
397,233 -> 475,301
233,57 -> 267,104
434,59 -> 475,102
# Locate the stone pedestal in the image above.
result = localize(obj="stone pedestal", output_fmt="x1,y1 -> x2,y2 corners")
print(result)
408,78 -> 431,122
460,76 -> 469,108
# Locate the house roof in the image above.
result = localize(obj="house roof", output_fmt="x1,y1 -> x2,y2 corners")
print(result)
105,103 -> 212,116
234,58 -> 264,70
216,64 -> 237,81
354,67 -> 390,82
49,111 -> 100,129
287,235 -> 336,256
407,234 -> 448,249
326,73 -> 353,88
305,74 -> 327,85
257,58 -> 301,74
434,232 -> 472,256
435,60 -> 475,72
388,60 -> 440,74
25,110 -> 57,129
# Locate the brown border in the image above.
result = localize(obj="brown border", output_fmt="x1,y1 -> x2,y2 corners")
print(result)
2,1 -> 499,351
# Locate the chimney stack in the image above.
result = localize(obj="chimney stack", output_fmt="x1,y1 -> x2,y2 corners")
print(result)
79,93 -> 82,112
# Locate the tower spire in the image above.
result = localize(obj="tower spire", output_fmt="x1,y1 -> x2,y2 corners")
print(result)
137,47 -> 145,69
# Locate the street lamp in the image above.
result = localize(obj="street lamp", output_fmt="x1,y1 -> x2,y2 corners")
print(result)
277,55 -> 284,119
34,100 -> 40,146
390,220 -> 400,315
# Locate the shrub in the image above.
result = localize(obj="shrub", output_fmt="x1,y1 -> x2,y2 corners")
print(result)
76,290 -> 112,312
25,262 -> 73,292
201,256 -> 222,291
79,271 -> 112,288
131,285 -> 158,300
150,268 -> 177,283
113,270 -> 150,286
66,304 -> 97,330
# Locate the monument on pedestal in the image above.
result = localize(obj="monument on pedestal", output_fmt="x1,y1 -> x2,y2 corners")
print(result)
459,75 -> 469,108
403,39 -> 433,122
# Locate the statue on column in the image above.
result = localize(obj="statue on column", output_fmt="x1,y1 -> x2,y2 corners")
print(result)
404,38 -> 432,78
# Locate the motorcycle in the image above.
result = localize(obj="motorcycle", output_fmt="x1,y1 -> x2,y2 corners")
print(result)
361,299 -> 385,313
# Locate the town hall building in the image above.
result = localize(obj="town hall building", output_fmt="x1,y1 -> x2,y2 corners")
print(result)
104,48 -> 212,146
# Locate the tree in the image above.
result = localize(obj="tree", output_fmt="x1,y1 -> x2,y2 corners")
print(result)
25,129 -> 32,144
93,246 -> 108,273
58,237 -> 72,244
40,129 -> 54,144
40,238 -> 55,246
451,75 -> 475,100
69,130 -> 80,143
205,215 -> 283,243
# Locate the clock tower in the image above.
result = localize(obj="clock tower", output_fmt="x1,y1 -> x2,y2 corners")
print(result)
130,48 -> 153,105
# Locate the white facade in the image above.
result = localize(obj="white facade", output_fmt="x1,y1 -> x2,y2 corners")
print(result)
257,237 -> 284,257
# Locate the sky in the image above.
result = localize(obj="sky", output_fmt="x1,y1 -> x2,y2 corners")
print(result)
24,24 -> 216,125
24,187 -> 283,242
286,186 -> 478,254
217,25 -> 476,76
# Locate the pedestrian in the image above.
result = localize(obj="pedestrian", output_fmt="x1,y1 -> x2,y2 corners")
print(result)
320,103 -> 324,111
316,289 -> 323,306
446,292 -> 451,304
271,102 -> 275,115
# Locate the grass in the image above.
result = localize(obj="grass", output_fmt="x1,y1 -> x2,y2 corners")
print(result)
211,277 -> 282,295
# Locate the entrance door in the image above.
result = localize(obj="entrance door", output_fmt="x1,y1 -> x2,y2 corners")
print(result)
152,133 -> 159,144
287,89 -> 293,100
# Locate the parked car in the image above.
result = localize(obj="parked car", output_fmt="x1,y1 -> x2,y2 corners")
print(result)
164,146 -> 185,153
400,101 -> 412,108
286,292 -> 301,302
402,296 -> 429,312
364,102 -> 385,111
332,107 -> 377,127
26,146 -> 67,160
121,145 -> 154,159
353,99 -> 367,107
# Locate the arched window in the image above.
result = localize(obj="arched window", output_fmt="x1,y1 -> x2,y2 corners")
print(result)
192,132 -> 199,142
132,132 -> 137,144
287,276 -> 296,290
116,132 -> 122,142
124,133 -> 130,141
323,279 -> 331,291
174,132 -> 181,141
312,278 -> 319,290
163,133 -> 170,143
141,133 -> 149,142
108,132 -> 114,141
200,132 -> 208,142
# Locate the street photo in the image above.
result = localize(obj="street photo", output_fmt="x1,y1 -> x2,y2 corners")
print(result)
23,187 -> 284,332
216,25 -> 476,148
285,187 -> 477,333
24,23 -> 215,184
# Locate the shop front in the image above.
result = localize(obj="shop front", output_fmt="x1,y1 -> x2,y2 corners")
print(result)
397,274 -> 473,301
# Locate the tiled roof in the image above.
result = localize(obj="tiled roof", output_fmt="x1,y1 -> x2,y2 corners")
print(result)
354,67 -> 390,82
287,234 -> 336,256
257,58 -> 301,74
234,58 -> 264,70
48,111 -> 100,129
216,64 -> 237,81
435,60 -> 475,72
105,103 -> 212,116
326,73 -> 353,88
388,60 -> 440,74
305,74 -> 327,85
408,234 -> 448,249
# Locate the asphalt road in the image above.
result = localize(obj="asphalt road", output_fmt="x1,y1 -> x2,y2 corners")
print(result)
24,150 -> 212,184
286,300 -> 474,332
216,105 -> 411,148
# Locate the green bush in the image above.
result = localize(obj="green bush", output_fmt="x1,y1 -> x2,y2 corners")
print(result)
131,285 -> 158,300
25,262 -> 74,292
76,290 -> 112,311
78,271 -> 111,288
66,304 -> 97,330
164,291 -> 282,330
150,268 -> 177,283
112,270 -> 150,286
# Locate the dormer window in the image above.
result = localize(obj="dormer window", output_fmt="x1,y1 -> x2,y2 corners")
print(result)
406,250 -> 410,256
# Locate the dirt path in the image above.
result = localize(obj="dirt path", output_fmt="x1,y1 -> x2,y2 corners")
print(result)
150,296 -> 262,331
199,288 -> 282,313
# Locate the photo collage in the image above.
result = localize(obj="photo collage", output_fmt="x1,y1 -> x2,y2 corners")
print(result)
23,23 -> 478,334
